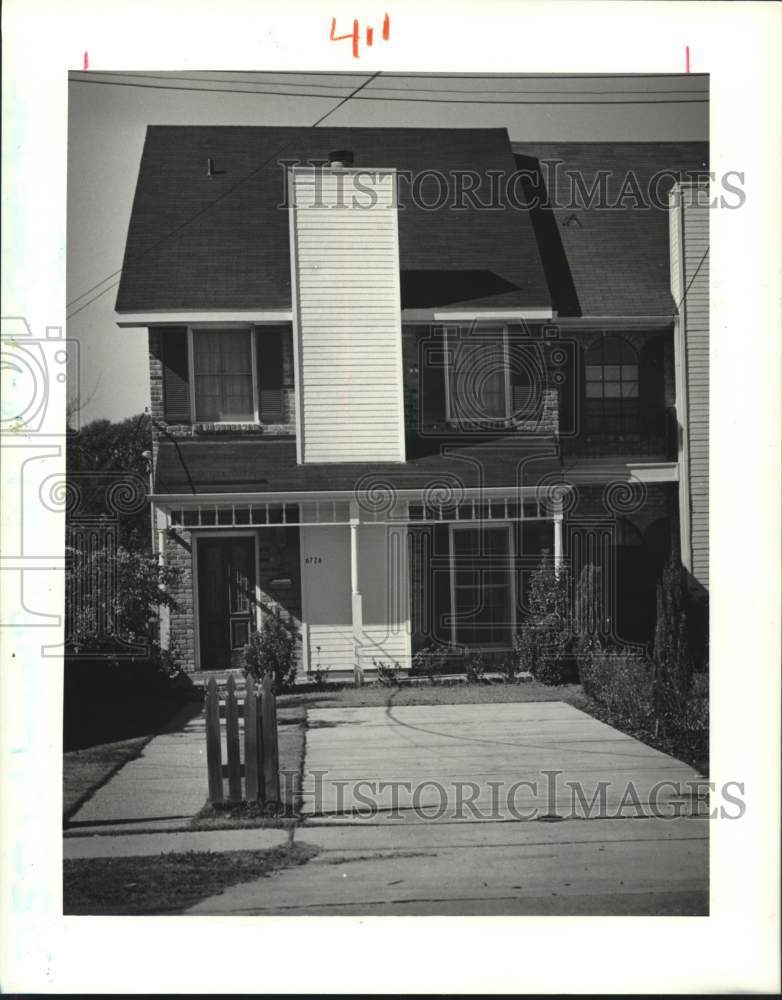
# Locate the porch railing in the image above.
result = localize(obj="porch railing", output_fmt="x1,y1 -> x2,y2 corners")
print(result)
561,406 -> 679,460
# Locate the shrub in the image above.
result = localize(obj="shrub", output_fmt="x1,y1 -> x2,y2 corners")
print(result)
411,644 -> 449,683
309,646 -> 331,689
373,659 -> 402,686
65,543 -> 181,659
652,558 -> 697,735
577,641 -> 655,725
514,552 -> 572,684
465,650 -> 487,684
243,610 -> 298,690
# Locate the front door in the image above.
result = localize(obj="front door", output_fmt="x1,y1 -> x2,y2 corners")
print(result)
198,537 -> 256,670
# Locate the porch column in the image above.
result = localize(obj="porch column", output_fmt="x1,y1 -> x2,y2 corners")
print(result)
553,499 -> 563,579
155,504 -> 171,651
349,500 -> 364,685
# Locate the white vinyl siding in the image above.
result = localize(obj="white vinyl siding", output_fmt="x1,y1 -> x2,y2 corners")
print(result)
681,187 -> 709,588
670,182 -> 709,589
289,168 -> 405,463
299,519 -> 411,673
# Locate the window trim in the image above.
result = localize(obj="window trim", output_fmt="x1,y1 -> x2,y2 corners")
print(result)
443,324 -> 512,426
583,333 -> 641,436
188,325 -> 260,425
448,521 -> 517,648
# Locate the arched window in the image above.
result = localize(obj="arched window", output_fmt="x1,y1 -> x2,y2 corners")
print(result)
584,336 -> 639,436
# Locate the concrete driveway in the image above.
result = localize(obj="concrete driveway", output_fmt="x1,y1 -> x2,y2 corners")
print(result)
189,701 -> 708,915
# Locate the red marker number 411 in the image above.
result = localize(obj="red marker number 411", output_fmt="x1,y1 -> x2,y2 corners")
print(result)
330,14 -> 390,59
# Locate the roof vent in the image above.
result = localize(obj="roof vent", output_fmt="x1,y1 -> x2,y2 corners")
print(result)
328,149 -> 354,169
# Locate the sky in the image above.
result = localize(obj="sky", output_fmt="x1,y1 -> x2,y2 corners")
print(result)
66,71 -> 709,425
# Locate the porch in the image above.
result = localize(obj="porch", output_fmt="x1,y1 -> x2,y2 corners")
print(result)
155,489 -> 566,680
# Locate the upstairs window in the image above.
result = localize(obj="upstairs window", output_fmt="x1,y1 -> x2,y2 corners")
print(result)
584,335 -> 639,435
193,329 -> 255,422
445,326 -> 511,425
159,325 -> 293,425
440,325 -> 541,429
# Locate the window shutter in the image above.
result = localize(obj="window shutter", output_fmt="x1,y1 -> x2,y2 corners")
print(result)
256,325 -> 291,423
421,326 -> 447,425
639,336 -> 665,436
161,327 -> 191,423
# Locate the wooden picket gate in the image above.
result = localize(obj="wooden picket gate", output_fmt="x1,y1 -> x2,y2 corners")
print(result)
204,674 -> 280,805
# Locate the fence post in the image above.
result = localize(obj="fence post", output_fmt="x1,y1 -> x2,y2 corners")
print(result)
205,677 -> 223,804
244,679 -> 261,802
262,674 -> 280,803
225,674 -> 242,802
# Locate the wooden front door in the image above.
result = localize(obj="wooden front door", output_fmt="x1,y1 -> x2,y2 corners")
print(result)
198,537 -> 255,670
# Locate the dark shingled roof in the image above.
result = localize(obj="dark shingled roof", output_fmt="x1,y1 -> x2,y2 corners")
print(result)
116,126 -> 550,314
513,141 -> 709,317
153,438 -> 561,496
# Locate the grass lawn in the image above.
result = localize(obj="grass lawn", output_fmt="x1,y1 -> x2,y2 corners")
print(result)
277,679 -> 591,715
63,843 -> 318,915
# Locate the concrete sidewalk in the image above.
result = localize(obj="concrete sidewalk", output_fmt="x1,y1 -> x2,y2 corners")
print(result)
64,826 -> 290,859
300,701 -> 707,819
64,700 -> 708,915
65,710 -> 208,837
188,702 -> 709,916
189,815 -> 708,915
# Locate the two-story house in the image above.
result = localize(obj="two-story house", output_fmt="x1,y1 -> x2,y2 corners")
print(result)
115,126 -> 709,680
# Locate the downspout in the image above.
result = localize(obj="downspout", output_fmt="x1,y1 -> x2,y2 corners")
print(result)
349,500 -> 364,686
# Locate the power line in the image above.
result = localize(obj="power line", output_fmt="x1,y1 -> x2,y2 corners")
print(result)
370,85 -> 707,96
312,71 -> 380,127
69,70 -> 708,80
70,77 -> 339,101
71,75 -> 708,104
359,94 -> 707,106
81,71 -> 360,90
67,73 -> 380,316
78,71 -> 707,97
673,246 -> 709,317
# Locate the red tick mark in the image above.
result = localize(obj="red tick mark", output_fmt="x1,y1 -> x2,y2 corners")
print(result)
383,13 -> 390,41
685,45 -> 690,73
366,25 -> 374,46
83,51 -> 89,70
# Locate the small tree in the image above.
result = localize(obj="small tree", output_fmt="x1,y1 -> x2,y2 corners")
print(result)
65,542 -> 181,664
514,551 -> 572,684
243,609 -> 298,690
652,557 -> 695,733
66,413 -> 153,549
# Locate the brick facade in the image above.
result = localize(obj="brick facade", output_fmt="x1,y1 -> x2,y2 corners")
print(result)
566,482 -> 674,534
163,524 -> 302,674
148,328 -> 296,463
402,324 -> 561,438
